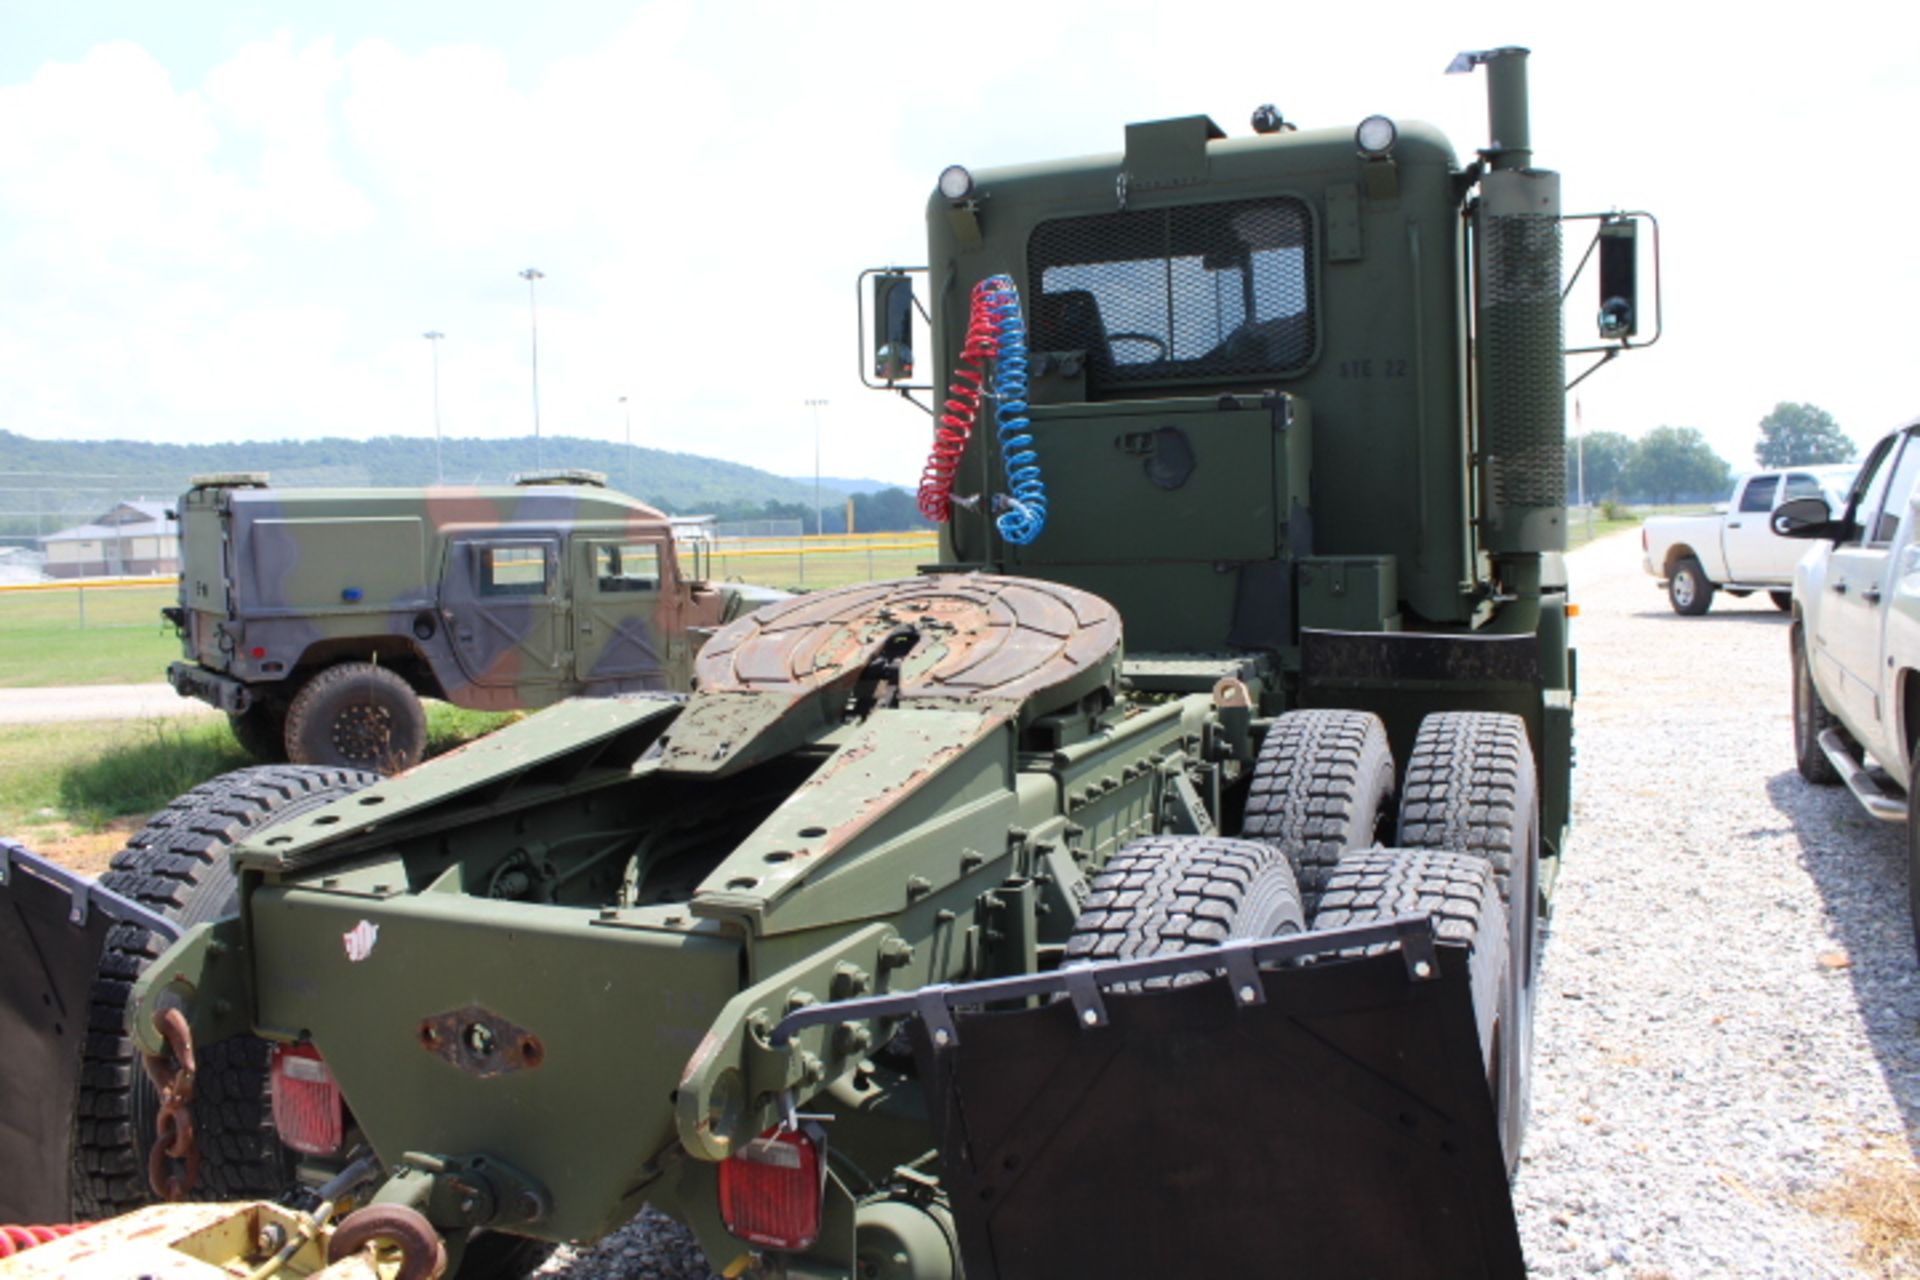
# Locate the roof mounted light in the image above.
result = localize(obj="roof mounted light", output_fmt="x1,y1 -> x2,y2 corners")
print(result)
938,164 -> 974,201
1355,115 -> 1398,159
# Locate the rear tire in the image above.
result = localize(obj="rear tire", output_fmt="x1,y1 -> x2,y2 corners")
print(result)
227,703 -> 288,763
1667,557 -> 1713,615
1065,835 -> 1305,982
1770,590 -> 1793,612
284,662 -> 428,774
1239,709 -> 1394,905
73,765 -> 377,1219
1792,622 -> 1842,785
1312,848 -> 1524,1173
1395,711 -> 1538,1163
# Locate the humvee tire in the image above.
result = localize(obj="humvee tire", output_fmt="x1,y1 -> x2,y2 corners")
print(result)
1792,622 -> 1842,785
227,703 -> 288,762
284,662 -> 428,774
1667,556 -> 1713,615
1065,835 -> 1305,981
1311,848 -> 1524,1172
73,766 -> 377,1218
1240,709 -> 1394,904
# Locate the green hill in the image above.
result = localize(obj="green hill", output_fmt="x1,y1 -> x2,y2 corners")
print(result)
0,431 -> 927,536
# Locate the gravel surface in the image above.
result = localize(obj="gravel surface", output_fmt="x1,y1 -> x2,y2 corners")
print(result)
537,529 -> 1920,1278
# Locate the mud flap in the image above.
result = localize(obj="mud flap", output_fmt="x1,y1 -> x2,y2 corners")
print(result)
0,840 -> 179,1222
781,916 -> 1521,1278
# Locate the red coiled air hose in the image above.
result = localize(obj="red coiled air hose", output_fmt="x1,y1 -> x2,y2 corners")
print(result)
0,1224 -> 81,1258
917,281 -> 1009,523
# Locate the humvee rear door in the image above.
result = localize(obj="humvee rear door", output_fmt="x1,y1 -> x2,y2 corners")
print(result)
572,536 -> 673,688
440,534 -> 567,689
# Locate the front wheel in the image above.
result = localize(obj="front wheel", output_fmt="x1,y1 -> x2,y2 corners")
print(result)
1770,590 -> 1793,612
1792,623 -> 1841,785
1667,558 -> 1714,615
1908,753 -> 1920,967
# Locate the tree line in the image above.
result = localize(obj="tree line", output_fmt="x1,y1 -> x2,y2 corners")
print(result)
1569,402 -> 1854,506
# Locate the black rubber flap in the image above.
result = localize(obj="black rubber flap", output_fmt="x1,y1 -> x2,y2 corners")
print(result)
913,948 -> 1524,1279
0,848 -> 120,1221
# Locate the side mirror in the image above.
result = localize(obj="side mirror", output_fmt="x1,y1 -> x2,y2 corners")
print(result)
1772,496 -> 1847,539
1596,216 -> 1637,341
873,272 -> 916,383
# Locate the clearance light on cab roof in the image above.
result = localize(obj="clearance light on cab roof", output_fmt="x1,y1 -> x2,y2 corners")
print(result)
717,1125 -> 825,1252
270,1042 -> 344,1156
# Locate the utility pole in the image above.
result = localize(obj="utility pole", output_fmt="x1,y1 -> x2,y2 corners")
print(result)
423,331 -> 445,483
805,398 -> 828,536
519,268 -> 545,468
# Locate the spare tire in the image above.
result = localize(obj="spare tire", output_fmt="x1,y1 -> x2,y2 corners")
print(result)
72,765 -> 377,1218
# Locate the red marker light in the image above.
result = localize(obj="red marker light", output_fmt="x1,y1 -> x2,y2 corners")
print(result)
270,1042 -> 345,1155
717,1126 -> 824,1251
250,646 -> 267,659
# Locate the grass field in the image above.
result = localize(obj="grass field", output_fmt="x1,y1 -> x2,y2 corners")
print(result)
1,705 -> 516,872
0,583 -> 178,686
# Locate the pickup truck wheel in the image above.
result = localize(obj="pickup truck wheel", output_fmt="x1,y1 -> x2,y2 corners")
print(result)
284,662 -> 428,774
1908,753 -> 1920,967
1395,711 -> 1538,1157
1064,835 -> 1305,985
1792,623 -> 1842,785
226,703 -> 287,762
1667,557 -> 1714,615
1239,709 -> 1394,906
1311,848 -> 1524,1172
72,765 -> 378,1219
1770,590 -> 1793,612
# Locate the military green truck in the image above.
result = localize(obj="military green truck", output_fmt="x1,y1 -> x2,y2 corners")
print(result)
1,46 -> 1658,1279
163,471 -> 780,772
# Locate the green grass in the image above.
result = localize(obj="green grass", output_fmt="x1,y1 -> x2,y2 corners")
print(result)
0,705 -> 517,852
0,585 -> 179,686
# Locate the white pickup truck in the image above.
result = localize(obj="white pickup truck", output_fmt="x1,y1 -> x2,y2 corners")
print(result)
1782,421 -> 1920,960
1641,465 -> 1856,614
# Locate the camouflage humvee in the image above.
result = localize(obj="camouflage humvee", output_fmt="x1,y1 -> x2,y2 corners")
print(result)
164,471 -> 782,772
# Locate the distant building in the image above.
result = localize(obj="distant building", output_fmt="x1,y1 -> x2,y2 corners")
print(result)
40,500 -> 179,579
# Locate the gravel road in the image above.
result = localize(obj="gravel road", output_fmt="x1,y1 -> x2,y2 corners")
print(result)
535,529 -> 1916,1277
0,683 -> 215,724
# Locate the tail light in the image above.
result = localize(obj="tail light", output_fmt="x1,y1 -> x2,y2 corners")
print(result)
717,1125 -> 825,1251
270,1042 -> 345,1156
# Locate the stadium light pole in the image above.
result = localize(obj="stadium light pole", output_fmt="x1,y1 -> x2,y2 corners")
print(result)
805,398 -> 828,536
519,268 -> 545,468
423,331 -> 445,483
618,395 -> 632,494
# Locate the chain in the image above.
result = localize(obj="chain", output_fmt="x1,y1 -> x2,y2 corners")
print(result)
140,1007 -> 200,1201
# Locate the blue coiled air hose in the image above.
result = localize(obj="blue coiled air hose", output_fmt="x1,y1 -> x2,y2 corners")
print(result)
982,275 -> 1045,545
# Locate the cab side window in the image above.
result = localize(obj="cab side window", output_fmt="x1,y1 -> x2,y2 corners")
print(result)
594,543 -> 661,593
479,545 -> 550,596
1739,476 -> 1779,513
1842,436 -> 1900,545
1781,473 -> 1824,503
1866,434 -> 1920,546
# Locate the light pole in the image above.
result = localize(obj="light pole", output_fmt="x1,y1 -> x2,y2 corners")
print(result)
804,398 -> 828,537
423,331 -> 445,483
618,395 -> 632,494
519,268 -> 545,468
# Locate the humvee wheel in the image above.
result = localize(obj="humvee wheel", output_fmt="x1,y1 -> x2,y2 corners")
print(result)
1395,712 -> 1538,1165
73,765 -> 377,1218
227,702 -> 288,762
285,662 -> 428,774
1239,709 -> 1394,905
1311,848 -> 1525,1172
1792,622 -> 1842,785
1667,557 -> 1713,615
1065,835 -> 1305,978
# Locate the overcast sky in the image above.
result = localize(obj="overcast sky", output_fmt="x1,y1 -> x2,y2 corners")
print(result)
2,1 -> 1915,486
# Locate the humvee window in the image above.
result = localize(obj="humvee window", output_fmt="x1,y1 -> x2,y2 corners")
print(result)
480,545 -> 550,596
596,543 -> 661,592
1028,196 -> 1314,392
